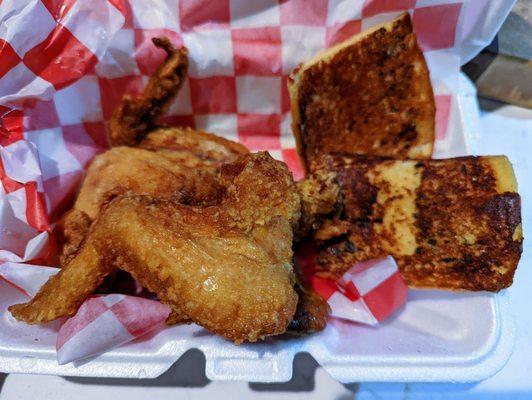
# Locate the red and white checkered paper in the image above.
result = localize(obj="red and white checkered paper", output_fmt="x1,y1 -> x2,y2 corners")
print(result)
297,243 -> 408,324
0,0 -> 512,364
0,262 -> 170,364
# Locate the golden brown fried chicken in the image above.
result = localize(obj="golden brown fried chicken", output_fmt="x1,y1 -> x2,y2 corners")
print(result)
56,209 -> 92,265
9,233 -> 113,323
57,139 -> 240,265
109,37 -> 189,147
105,198 -> 298,343
59,37 -> 249,262
65,127 -> 248,230
18,36 -> 328,339
11,152 -> 302,343
74,146 -> 224,221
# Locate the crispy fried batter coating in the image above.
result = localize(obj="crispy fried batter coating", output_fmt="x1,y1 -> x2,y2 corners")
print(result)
13,36 -> 329,339
11,153 -> 301,343
56,209 -> 92,266
60,127 -> 248,261
103,198 -> 298,343
9,234 -> 112,323
109,38 -> 189,146
73,146 -> 224,221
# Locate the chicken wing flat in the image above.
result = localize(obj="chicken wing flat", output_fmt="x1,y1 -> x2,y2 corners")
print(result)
76,37 -> 246,225
11,153 -> 301,343
61,34 -> 248,261
105,197 -> 298,343
73,146 -> 224,221
109,37 -> 189,146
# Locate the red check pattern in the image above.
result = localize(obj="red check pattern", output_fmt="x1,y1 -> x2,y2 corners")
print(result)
0,0 -> 123,100
55,293 -> 170,364
0,146 -> 49,233
0,259 -> 171,365
0,106 -> 23,146
296,243 -> 408,324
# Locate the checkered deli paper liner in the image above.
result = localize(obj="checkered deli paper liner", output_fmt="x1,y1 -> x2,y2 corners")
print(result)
0,0 -> 513,365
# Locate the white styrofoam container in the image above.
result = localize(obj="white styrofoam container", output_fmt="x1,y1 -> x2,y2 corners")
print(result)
0,75 -> 516,383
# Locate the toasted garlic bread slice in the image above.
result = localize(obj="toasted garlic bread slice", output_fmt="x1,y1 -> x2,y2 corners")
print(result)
289,13 -> 435,173
309,154 -> 522,292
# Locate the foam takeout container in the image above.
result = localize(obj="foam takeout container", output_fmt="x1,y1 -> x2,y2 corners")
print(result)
0,0 -> 517,382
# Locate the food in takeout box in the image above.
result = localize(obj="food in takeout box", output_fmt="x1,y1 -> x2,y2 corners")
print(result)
4,10 -> 522,357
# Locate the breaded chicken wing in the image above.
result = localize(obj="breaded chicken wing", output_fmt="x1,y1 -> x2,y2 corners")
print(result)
74,146 -> 224,221
10,153 -> 301,343
59,34 -> 248,262
59,128 -> 248,261
109,37 -> 189,146
9,233 -> 111,323
103,197 -> 298,342
14,36 -> 328,338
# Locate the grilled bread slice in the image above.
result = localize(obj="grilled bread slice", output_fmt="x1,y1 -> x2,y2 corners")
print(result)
289,13 -> 435,173
308,154 -> 522,292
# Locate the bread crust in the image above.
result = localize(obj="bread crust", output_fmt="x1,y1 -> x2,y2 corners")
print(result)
289,13 -> 435,174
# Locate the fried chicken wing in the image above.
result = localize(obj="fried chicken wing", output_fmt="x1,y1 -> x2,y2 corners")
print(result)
14,36 -> 328,339
56,209 -> 92,265
9,234 -> 110,323
102,197 -> 297,343
11,153 -> 301,343
59,128 -> 248,260
61,32 -> 248,256
109,38 -> 189,146
73,146 -> 224,221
